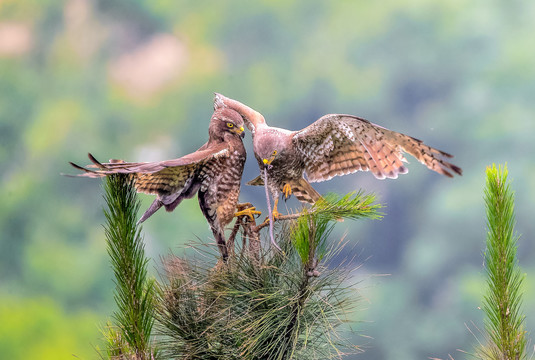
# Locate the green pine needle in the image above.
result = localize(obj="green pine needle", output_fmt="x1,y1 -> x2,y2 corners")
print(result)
478,164 -> 527,359
102,174 -> 158,359
292,191 -> 382,265
155,191 -> 381,359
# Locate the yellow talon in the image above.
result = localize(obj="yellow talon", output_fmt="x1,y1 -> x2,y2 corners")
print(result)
272,197 -> 281,219
282,183 -> 292,199
234,207 -> 262,221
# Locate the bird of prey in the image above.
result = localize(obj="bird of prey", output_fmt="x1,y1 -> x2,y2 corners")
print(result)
69,106 -> 259,260
214,93 -> 462,217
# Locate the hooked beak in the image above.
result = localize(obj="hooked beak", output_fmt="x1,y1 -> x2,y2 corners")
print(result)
262,157 -> 274,168
236,126 -> 245,138
263,150 -> 277,168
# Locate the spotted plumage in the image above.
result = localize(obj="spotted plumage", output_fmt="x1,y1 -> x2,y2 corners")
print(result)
215,93 -> 462,215
69,106 -> 247,260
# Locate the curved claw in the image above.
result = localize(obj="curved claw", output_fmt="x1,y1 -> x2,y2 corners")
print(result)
262,201 -> 282,223
272,197 -> 281,220
282,183 -> 292,199
235,206 -> 262,221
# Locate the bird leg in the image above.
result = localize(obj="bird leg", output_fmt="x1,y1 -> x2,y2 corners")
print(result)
234,202 -> 262,220
260,197 -> 282,224
272,197 -> 281,219
282,183 -> 292,199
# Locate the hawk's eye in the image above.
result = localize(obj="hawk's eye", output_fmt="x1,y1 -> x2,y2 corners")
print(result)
226,122 -> 234,128
272,150 -> 278,156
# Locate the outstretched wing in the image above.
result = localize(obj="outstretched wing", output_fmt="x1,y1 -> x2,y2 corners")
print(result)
292,114 -> 462,183
69,143 -> 230,197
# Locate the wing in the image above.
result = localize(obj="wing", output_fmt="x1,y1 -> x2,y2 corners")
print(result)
69,143 -> 230,196
292,114 -> 462,182
214,93 -> 266,135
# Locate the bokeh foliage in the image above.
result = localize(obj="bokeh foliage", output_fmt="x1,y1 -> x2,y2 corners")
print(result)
1,1 -> 534,359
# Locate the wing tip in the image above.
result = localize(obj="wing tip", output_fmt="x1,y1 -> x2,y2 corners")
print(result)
69,161 -> 87,171
213,92 -> 227,110
88,153 -> 106,169
67,160 -> 104,178
451,164 -> 463,176
436,162 -> 462,178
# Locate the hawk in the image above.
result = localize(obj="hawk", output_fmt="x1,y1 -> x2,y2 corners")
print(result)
215,93 -> 462,217
69,106 -> 258,260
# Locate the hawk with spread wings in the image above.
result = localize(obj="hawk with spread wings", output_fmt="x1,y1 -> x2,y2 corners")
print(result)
69,106 -> 257,260
215,94 -> 462,217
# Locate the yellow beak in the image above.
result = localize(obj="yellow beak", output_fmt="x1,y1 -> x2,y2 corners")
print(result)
234,126 -> 245,138
263,157 -> 275,166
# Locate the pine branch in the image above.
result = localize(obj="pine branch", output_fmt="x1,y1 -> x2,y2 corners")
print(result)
477,164 -> 527,360
102,174 -> 157,360
155,191 -> 380,359
253,191 -> 382,232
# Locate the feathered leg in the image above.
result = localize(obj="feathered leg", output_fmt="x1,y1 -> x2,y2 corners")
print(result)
212,225 -> 229,261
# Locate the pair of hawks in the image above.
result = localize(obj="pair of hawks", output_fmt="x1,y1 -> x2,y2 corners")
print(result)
71,94 -> 462,260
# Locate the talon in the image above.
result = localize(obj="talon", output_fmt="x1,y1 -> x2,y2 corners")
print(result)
263,208 -> 280,224
272,197 -> 281,219
234,207 -> 262,221
282,183 -> 292,199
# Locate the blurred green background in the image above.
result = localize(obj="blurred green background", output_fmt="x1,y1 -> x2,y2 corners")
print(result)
1,0 -> 534,359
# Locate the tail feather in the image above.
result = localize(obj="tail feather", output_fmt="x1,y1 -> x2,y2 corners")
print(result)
246,174 -> 264,186
137,198 -> 163,224
291,178 -> 322,205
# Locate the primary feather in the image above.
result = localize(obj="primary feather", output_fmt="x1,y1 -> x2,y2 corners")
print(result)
215,94 -> 461,209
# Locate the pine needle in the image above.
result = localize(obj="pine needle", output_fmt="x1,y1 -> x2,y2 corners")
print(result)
155,191 -> 381,359
477,164 -> 527,359
102,174 -> 158,359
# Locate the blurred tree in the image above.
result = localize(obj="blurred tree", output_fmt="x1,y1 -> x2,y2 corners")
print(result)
0,0 -> 534,359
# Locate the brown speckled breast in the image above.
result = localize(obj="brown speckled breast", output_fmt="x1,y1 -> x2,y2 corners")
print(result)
198,137 -> 246,229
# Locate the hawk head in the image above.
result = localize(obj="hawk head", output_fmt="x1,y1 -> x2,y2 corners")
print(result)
213,93 -> 266,135
210,108 -> 245,139
254,130 -> 289,167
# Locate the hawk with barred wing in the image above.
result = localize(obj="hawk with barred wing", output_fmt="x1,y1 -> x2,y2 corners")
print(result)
215,94 -> 462,217
69,106 -> 256,260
